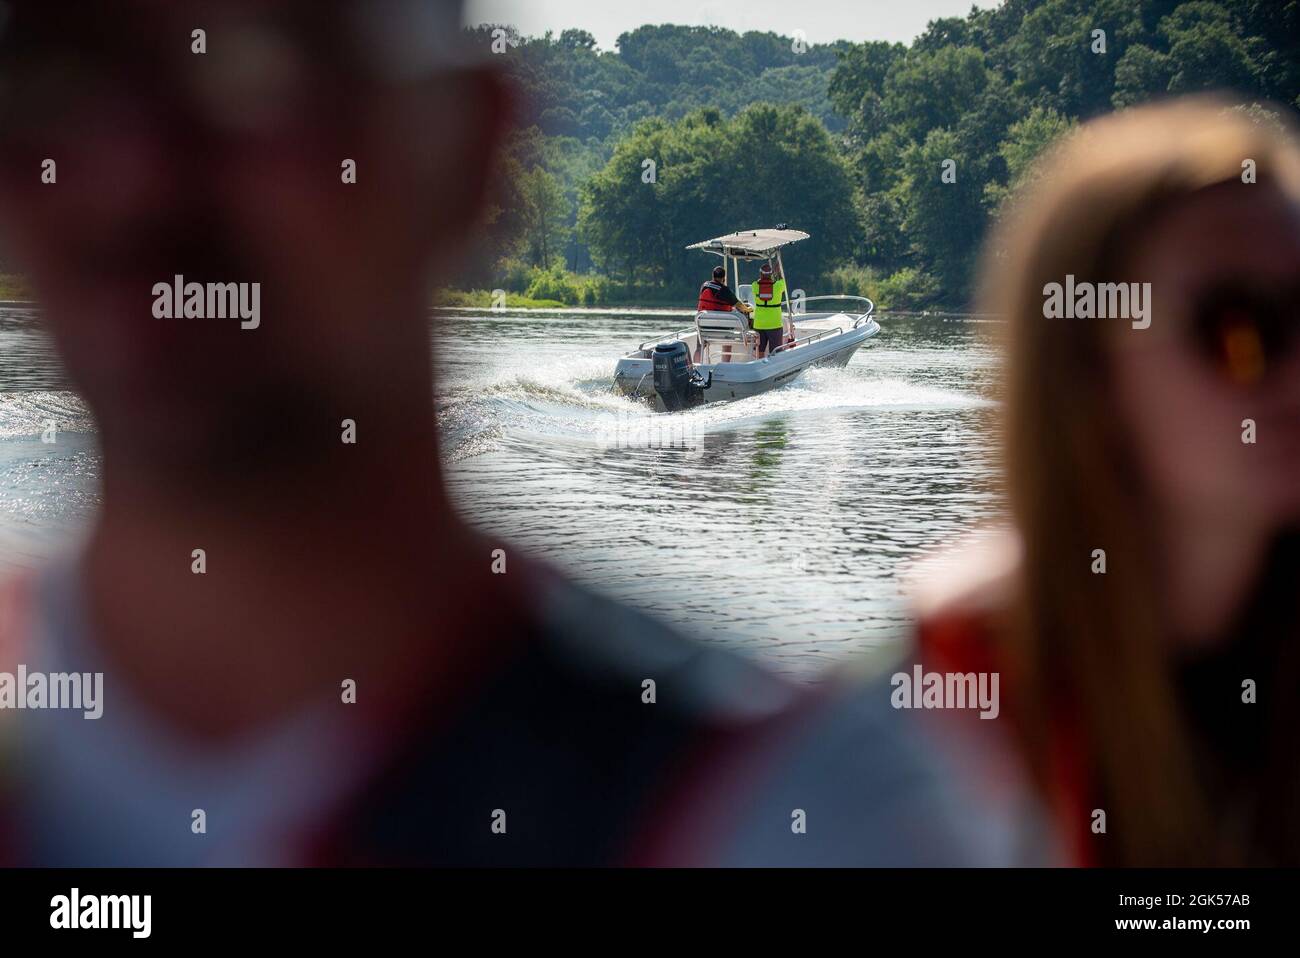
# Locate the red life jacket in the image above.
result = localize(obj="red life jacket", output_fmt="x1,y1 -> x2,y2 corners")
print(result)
696,281 -> 735,312
755,274 -> 776,305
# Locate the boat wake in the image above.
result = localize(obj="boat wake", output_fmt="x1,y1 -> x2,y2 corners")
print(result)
0,391 -> 95,439
437,360 -> 991,462
1,364 -> 991,465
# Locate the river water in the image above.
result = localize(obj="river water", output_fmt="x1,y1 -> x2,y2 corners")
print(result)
0,306 -> 1004,678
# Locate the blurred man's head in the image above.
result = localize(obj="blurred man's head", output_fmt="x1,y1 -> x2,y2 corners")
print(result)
0,0 -> 507,480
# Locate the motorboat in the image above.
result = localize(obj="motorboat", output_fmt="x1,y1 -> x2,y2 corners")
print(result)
613,227 -> 880,411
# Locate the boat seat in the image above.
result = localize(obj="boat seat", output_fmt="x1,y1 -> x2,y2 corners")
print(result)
695,310 -> 755,363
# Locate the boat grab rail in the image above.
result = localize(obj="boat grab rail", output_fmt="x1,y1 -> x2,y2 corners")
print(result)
636,327 -> 697,352
769,324 -> 843,356
793,294 -> 876,328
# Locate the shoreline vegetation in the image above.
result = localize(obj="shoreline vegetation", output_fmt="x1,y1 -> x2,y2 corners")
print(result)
434,262 -> 939,312
0,270 -> 982,317
0,275 -> 32,301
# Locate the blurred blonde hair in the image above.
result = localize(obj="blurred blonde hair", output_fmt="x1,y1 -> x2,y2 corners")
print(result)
981,96 -> 1300,866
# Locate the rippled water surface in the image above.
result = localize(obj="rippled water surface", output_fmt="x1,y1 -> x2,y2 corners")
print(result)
0,306 -> 1004,676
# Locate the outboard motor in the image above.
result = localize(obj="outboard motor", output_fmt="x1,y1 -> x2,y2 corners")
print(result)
652,340 -> 711,411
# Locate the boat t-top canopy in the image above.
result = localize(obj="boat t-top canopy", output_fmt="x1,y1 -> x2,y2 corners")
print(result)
685,228 -> 810,261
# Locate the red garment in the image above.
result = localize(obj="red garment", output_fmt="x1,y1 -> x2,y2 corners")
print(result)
0,574 -> 34,865
916,605 -> 1095,866
696,281 -> 737,312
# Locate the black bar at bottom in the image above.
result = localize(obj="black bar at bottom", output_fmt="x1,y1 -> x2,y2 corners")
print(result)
0,867 -> 1288,944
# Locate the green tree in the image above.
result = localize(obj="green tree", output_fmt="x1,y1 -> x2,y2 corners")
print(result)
898,128 -> 988,297
1160,2 -> 1264,95
578,116 -> 688,285
518,166 -> 571,269
882,45 -> 994,143
1112,43 -> 1175,107
984,105 -> 1077,211
558,28 -> 596,51
724,104 -> 863,287
829,41 -> 907,142
578,105 -> 860,293
1007,0 -> 1145,118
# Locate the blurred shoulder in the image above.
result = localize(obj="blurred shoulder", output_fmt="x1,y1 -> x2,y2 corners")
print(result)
908,527 -> 1022,648
704,669 -> 1053,866
530,571 -> 1043,865
532,567 -> 799,724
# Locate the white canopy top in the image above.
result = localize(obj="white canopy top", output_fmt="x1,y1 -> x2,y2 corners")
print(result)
686,228 -> 810,260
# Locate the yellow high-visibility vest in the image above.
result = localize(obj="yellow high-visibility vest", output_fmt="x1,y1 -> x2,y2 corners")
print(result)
752,277 -> 786,330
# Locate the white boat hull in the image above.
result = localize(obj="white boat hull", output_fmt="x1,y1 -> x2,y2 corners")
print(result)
614,314 -> 879,410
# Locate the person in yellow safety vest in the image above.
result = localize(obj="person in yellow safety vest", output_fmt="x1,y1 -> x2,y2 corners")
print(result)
751,261 -> 787,358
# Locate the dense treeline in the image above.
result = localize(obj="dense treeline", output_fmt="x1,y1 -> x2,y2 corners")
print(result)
454,2 -> 1298,309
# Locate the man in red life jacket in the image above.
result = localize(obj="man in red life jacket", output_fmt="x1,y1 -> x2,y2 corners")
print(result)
696,264 -> 752,361
696,264 -> 752,316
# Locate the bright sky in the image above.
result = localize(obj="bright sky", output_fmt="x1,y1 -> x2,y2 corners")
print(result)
464,0 -> 1001,51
